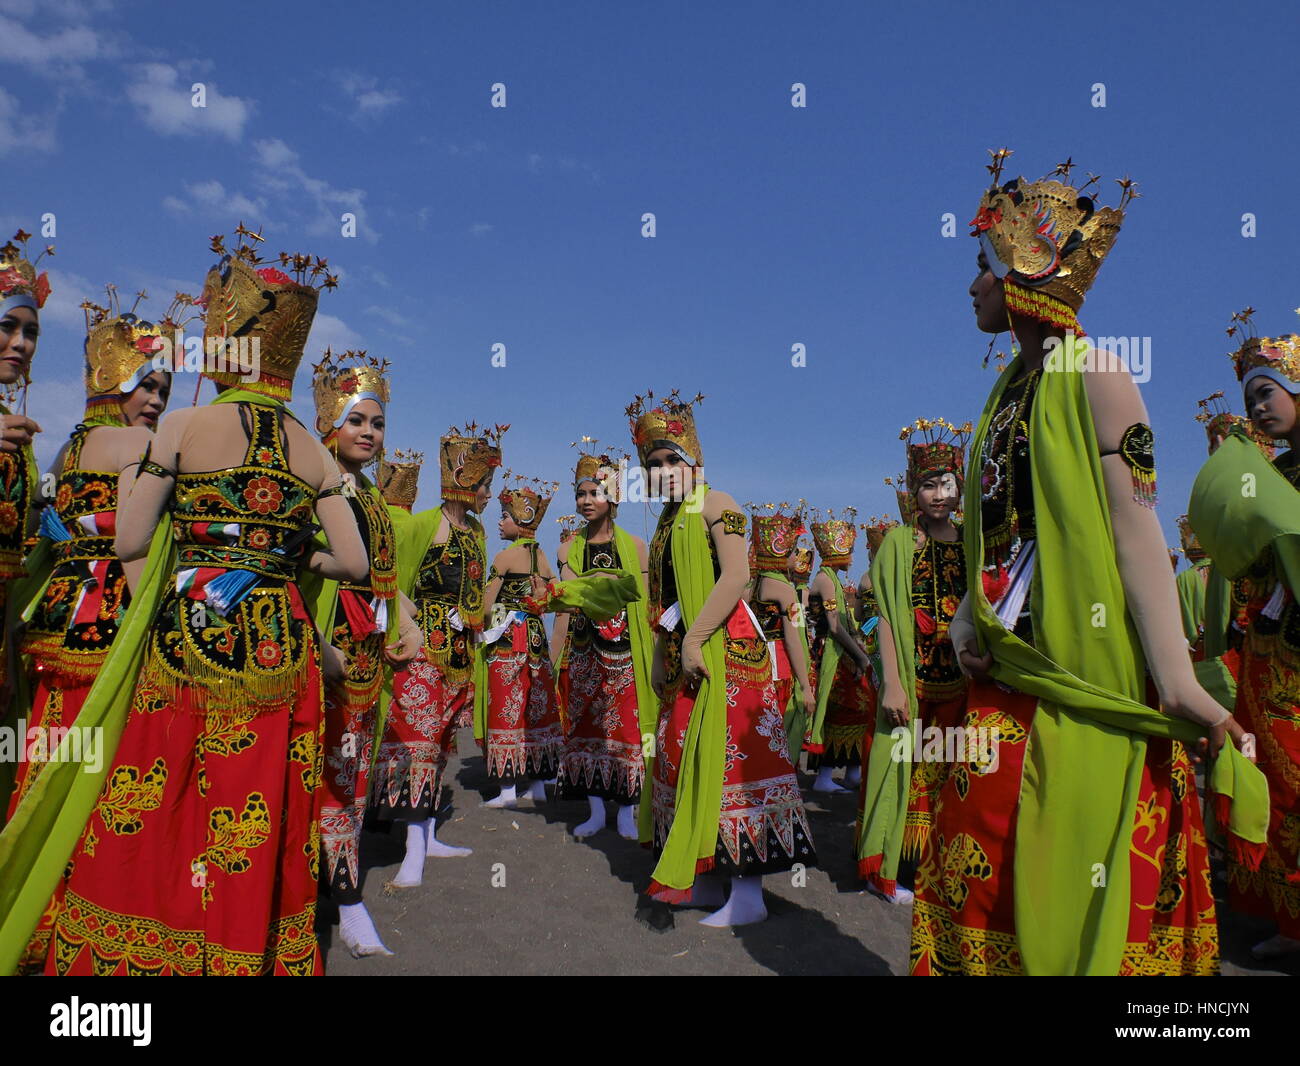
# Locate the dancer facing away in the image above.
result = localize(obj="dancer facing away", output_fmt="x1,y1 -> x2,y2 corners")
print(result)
1,228 -> 370,975
1190,311 -> 1300,960
375,425 -> 502,887
916,157 -> 1262,976
0,231 -> 51,770
480,474 -> 566,808
553,445 -> 652,840
308,350 -> 422,957
632,390 -> 815,928
808,509 -> 873,792
860,418 -> 970,905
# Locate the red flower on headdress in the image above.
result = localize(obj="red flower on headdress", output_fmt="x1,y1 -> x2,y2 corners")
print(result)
33,273 -> 50,308
134,334 -> 164,355
665,420 -> 685,436
255,266 -> 295,287
337,374 -> 359,393
486,456 -> 502,468
0,267 -> 24,296
969,205 -> 1001,235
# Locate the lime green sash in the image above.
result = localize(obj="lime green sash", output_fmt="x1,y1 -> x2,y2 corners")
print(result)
642,484 -> 729,891
857,524 -> 919,882
1176,561 -> 1208,647
758,571 -> 812,765
966,355 -> 1265,975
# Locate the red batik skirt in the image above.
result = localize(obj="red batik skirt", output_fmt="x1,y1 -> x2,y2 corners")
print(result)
909,679 -> 1218,976
1227,630 -> 1300,937
557,625 -> 645,805
647,622 -> 816,901
482,614 -> 564,781
822,658 -> 873,767
46,643 -> 325,975
373,656 -> 471,821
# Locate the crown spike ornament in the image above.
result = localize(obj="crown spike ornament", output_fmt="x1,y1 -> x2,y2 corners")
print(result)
1229,305 -> 1300,405
198,225 -> 337,401
571,435 -> 628,505
439,422 -> 507,507
377,448 -> 424,511
970,152 -> 1129,336
900,417 -> 972,495
1195,389 -> 1276,457
627,389 -> 705,468
861,516 -> 900,561
1176,515 -> 1207,563
0,228 -> 54,315
810,506 -> 858,568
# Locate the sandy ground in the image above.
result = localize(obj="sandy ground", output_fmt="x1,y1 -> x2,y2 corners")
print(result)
322,729 -> 1297,977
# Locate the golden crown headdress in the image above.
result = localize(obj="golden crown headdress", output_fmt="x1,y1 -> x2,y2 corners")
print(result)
81,287 -> 199,426
901,417 -> 972,494
1227,305 -> 1300,399
499,470 -> 558,533
626,389 -> 705,468
884,474 -> 918,527
0,229 -> 53,312
810,506 -> 858,566
199,223 -> 337,400
440,421 -> 507,506
1176,514 -> 1206,562
377,448 -> 423,510
311,348 -> 391,445
1194,389 -> 1276,457
971,152 -> 1133,331
747,500 -> 807,572
571,435 -> 627,504
861,516 -> 900,560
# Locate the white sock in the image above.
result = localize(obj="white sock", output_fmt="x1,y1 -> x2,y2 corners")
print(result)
338,901 -> 393,957
616,803 -> 638,840
700,875 -> 767,927
483,784 -> 518,808
526,779 -> 547,801
574,795 -> 606,838
426,818 -> 473,857
812,765 -> 848,792
391,820 -> 427,886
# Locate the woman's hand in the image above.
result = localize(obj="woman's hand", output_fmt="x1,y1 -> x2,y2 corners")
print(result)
800,682 -> 814,720
682,638 -> 710,689
384,624 -> 424,667
879,681 -> 910,729
652,651 -> 666,698
322,642 -> 347,692
955,629 -> 994,683
0,413 -> 40,453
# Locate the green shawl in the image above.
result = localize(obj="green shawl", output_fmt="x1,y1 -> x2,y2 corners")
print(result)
1175,561 -> 1209,647
857,524 -> 920,882
966,355 -> 1266,976
810,565 -> 848,749
1176,558 -> 1234,712
558,524 -> 656,741
1195,562 -> 1237,711
760,571 -> 812,766
640,483 -> 730,893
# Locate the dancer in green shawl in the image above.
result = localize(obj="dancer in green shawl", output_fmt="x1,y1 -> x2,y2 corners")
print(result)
630,390 -> 815,927
553,444 -> 652,840
913,156 -> 1257,976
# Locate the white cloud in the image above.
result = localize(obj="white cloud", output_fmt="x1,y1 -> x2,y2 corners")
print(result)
338,72 -> 403,121
39,267 -> 98,329
448,141 -> 488,157
365,305 -> 411,329
125,62 -> 252,140
469,222 -> 493,237
162,178 -> 266,219
0,13 -> 111,80
27,375 -> 88,472
306,312 -> 363,356
252,138 -> 378,243
0,85 -> 57,153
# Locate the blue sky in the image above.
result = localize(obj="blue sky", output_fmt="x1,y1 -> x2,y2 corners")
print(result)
4,0 -> 1298,565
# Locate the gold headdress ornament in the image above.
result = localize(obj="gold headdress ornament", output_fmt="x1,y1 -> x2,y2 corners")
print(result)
311,348 -> 391,450
498,470 -> 558,533
810,506 -> 858,567
555,513 -> 582,543
1228,305 -> 1300,400
860,516 -> 900,561
1195,389 -> 1276,457
199,223 -> 338,401
1176,514 -> 1207,562
626,388 -> 705,468
971,150 -> 1132,335
0,228 -> 54,313
901,417 -> 972,494
377,448 -> 423,511
571,435 -> 627,504
439,421 -> 507,507
884,474 -> 918,527
788,541 -> 814,587
747,499 -> 807,572
1168,548 -> 1180,571
80,287 -> 200,427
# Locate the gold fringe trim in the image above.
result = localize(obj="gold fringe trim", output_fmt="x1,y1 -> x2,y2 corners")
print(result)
22,635 -> 110,684
901,820 -> 930,862
143,646 -> 312,719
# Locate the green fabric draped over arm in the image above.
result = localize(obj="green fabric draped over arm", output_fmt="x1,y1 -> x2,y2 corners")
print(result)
965,355 -> 1265,976
1175,563 -> 1207,647
645,484 -> 729,894
760,571 -> 812,766
857,524 -> 919,881
810,566 -> 847,748
0,520 -> 175,974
